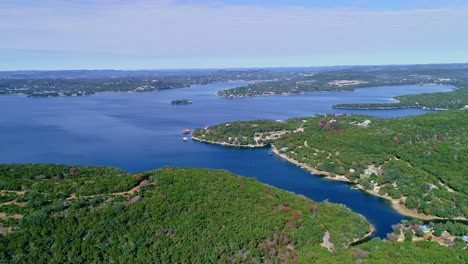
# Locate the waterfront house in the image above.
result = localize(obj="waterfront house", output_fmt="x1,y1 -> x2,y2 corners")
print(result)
419,225 -> 430,233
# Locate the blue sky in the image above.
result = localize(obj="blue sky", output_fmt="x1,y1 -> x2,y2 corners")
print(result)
178,0 -> 466,9
1,0 -> 468,70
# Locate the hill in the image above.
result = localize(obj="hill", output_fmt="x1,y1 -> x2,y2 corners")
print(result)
0,165 -> 370,263
1,165 -> 465,263
218,65 -> 468,110
193,110 -> 468,220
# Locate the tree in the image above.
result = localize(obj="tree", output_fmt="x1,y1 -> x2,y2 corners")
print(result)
405,197 -> 419,210
433,227 -> 443,237
415,229 -> 424,237
405,230 -> 413,242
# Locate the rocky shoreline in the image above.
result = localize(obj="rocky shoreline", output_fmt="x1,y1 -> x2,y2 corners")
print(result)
191,136 -> 266,148
192,137 -> 466,221
272,147 -> 466,221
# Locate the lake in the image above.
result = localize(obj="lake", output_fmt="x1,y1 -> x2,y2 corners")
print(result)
0,82 -> 453,238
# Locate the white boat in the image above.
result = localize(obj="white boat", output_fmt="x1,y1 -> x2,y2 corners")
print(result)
182,137 -> 188,141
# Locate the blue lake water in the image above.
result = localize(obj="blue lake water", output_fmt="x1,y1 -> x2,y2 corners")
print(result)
0,82 -> 453,238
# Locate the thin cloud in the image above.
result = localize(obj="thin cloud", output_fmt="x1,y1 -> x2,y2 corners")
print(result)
0,0 -> 467,69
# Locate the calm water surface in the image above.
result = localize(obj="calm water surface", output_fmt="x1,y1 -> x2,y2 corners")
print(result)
0,82 -> 453,238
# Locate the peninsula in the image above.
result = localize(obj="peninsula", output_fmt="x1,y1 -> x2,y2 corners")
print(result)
193,110 -> 468,221
218,64 -> 468,111
0,69 -> 282,97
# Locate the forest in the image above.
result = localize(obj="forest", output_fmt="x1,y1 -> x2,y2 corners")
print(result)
334,83 -> 468,110
1,164 -> 466,263
193,110 -> 468,220
0,69 -> 289,97
218,64 -> 468,110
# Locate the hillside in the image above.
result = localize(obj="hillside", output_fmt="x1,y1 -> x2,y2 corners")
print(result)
334,87 -> 468,110
0,165 -> 371,263
218,65 -> 468,110
193,110 -> 468,220
1,165 -> 465,263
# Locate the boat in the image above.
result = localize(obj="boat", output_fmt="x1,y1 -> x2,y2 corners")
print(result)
171,99 -> 193,105
182,137 -> 188,141
183,129 -> 191,134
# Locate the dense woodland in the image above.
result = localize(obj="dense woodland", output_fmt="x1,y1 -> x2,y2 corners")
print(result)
218,64 -> 468,110
193,110 -> 468,220
3,64 -> 468,105
335,83 -> 468,110
0,69 -> 289,97
1,165 -> 466,263
1,64 -> 468,262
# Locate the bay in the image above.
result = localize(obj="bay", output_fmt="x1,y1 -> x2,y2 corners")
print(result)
0,82 -> 453,238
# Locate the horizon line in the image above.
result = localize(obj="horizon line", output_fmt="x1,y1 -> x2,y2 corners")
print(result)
1,62 -> 467,72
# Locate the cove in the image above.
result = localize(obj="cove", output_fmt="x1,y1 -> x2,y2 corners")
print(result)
0,81 -> 454,238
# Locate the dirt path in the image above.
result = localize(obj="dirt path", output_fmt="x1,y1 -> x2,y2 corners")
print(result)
0,212 -> 23,220
66,181 -> 153,201
0,190 -> 25,195
0,200 -> 26,207
0,227 -> 13,235
320,231 -> 335,252
0,190 -> 27,207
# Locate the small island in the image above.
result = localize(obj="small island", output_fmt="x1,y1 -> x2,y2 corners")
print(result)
171,99 -> 193,105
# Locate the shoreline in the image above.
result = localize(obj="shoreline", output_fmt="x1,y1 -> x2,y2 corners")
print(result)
271,148 -> 352,183
273,147 -> 467,221
349,224 -> 376,246
191,136 -> 266,148
194,138 -> 466,221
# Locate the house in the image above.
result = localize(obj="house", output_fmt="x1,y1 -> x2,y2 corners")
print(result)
441,231 -> 451,239
364,167 -> 378,175
280,147 -> 289,152
360,120 -> 371,127
419,225 -> 430,233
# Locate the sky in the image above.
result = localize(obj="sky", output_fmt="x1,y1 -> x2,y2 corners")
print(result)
1,0 -> 468,70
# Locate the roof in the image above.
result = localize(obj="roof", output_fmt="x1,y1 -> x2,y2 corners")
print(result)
419,225 -> 430,232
